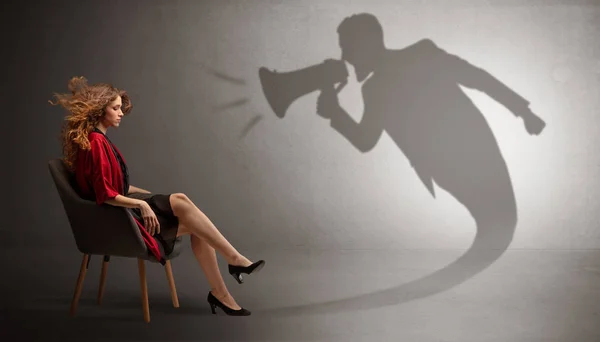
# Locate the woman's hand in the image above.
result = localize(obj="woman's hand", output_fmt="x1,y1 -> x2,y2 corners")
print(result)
138,201 -> 160,235
105,195 -> 160,235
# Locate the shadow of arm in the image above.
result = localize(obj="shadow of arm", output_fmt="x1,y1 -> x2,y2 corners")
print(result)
425,39 -> 532,117
323,88 -> 383,153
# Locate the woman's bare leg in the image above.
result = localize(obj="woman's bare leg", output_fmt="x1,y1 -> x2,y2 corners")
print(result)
176,226 -> 242,310
169,193 -> 252,267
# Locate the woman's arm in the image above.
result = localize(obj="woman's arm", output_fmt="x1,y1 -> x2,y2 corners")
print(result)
105,194 -> 146,208
105,195 -> 161,234
128,185 -> 151,194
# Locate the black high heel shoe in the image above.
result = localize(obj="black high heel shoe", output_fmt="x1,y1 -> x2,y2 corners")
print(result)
207,292 -> 251,316
228,260 -> 266,284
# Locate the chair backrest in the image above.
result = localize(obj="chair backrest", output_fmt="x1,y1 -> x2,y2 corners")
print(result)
48,158 -> 147,257
48,158 -> 82,207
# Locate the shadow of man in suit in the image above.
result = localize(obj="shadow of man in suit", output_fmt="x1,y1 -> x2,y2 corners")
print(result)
319,12 -> 545,229
263,12 -> 547,316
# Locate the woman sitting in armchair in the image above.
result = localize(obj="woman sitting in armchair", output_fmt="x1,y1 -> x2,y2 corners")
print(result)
50,76 -> 265,316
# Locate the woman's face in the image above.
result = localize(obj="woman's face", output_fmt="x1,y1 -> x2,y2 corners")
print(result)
101,96 -> 124,128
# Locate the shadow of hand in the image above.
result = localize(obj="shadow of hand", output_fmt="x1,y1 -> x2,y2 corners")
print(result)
521,110 -> 546,135
316,86 -> 341,119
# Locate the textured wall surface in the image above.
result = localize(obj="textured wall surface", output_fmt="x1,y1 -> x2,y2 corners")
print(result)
8,0 -> 599,252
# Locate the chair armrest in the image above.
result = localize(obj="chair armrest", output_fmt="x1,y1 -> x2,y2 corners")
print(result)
62,197 -> 148,258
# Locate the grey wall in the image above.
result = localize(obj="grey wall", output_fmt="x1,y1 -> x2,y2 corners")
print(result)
7,0 -> 600,254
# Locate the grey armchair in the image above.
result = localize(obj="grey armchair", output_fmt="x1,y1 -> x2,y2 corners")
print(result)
48,158 -> 183,323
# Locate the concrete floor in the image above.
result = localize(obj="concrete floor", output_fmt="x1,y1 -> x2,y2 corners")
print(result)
2,246 -> 600,341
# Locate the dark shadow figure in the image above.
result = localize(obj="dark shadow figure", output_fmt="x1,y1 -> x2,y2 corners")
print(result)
259,13 -> 546,316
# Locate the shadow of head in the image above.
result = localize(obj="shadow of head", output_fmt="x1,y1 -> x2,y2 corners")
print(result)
336,13 -> 386,82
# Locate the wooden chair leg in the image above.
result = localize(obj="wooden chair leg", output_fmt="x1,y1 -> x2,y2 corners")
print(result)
164,260 -> 180,308
97,255 -> 110,305
138,258 -> 150,323
70,254 -> 89,316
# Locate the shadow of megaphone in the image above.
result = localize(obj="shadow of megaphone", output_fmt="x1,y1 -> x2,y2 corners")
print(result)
259,59 -> 349,118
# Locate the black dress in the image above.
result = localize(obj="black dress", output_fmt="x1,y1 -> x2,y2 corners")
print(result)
93,128 -> 180,257
127,192 -> 180,256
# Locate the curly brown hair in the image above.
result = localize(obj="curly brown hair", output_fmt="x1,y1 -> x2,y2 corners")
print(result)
49,76 -> 132,171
